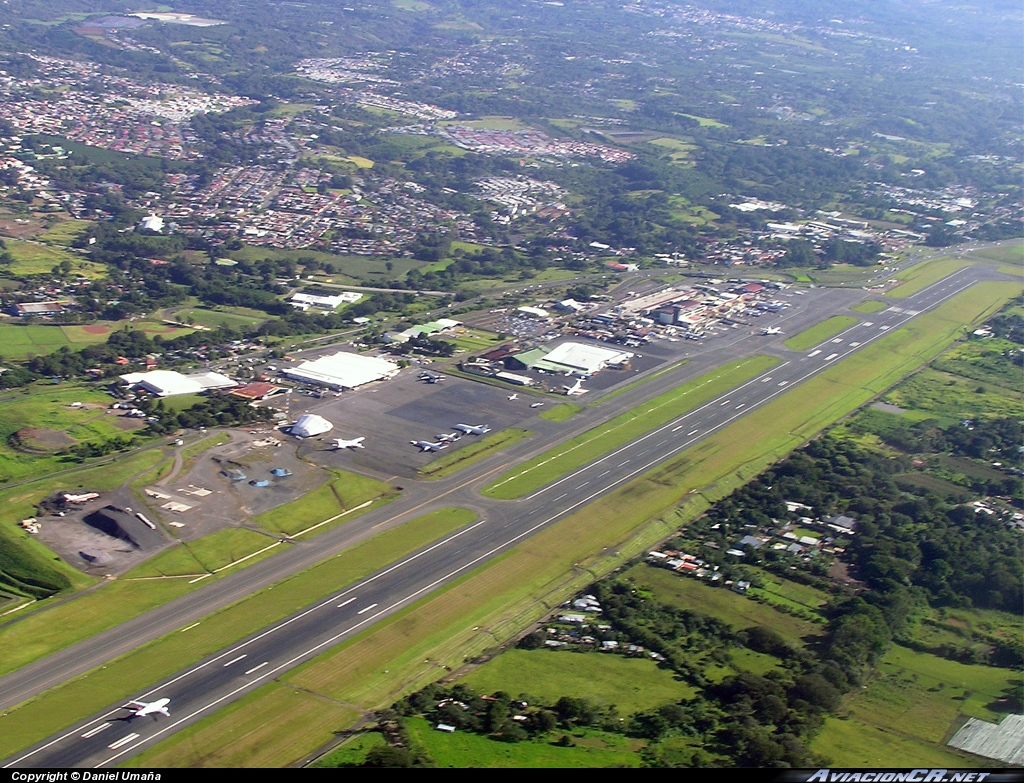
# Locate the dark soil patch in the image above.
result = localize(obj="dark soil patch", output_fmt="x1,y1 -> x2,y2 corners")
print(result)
14,426 -> 77,451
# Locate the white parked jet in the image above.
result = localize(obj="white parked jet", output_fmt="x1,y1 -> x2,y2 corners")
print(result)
419,371 -> 445,383
123,698 -> 170,718
453,423 -> 491,435
331,437 -> 366,450
507,393 -> 518,401
411,440 -> 448,452
760,326 -> 783,335
563,378 -> 587,396
437,432 -> 461,443
530,402 -> 544,408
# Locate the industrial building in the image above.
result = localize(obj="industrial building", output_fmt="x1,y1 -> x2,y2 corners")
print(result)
509,341 -> 633,376
119,370 -> 236,397
281,351 -> 400,391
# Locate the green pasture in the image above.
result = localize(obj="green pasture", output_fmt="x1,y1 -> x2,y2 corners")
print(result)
0,508 -> 476,762
0,320 -> 191,361
483,355 -> 778,499
626,566 -> 822,646
447,329 -> 501,353
0,384 -> 138,483
254,469 -> 394,537
228,245 -> 424,284
314,732 -> 387,767
810,645 -> 1019,767
884,368 -> 1023,421
171,307 -> 267,330
674,112 -> 728,128
461,648 -> 696,715
970,243 -> 1023,265
538,403 -> 582,422
729,647 -> 782,676
784,316 -> 859,351
419,429 -> 531,479
37,219 -> 89,246
885,256 -> 972,299
5,240 -> 104,279
403,716 -> 643,768
851,300 -> 888,314
930,337 -> 1023,395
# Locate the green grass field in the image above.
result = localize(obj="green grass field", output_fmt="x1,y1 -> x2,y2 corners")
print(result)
0,508 -> 477,761
0,320 -> 191,361
484,356 -> 779,499
125,528 -> 277,578
970,243 -> 1023,265
171,307 -> 267,330
538,403 -> 582,422
313,731 -> 387,767
884,368 -> 1023,421
810,644 -> 1018,767
784,315 -> 859,351
55,274 -> 1023,768
4,240 -> 105,279
851,300 -> 888,314
419,429 -> 531,479
461,648 -> 696,715
599,359 -> 689,402
253,469 -> 394,536
0,383 -> 142,483
36,220 -> 89,246
626,565 -> 822,646
403,716 -> 643,767
885,256 -> 972,299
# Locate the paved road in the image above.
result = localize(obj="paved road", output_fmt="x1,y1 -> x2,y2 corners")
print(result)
1,263 -> 1007,767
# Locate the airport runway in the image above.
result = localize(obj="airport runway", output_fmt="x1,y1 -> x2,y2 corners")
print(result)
1,263 -> 1007,767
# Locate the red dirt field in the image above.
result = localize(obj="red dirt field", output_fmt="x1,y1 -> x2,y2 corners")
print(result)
81,325 -> 110,334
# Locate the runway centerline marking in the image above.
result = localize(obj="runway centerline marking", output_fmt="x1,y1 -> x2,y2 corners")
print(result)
356,604 -> 378,615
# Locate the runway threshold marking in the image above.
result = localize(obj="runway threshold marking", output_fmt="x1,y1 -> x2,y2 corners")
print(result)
81,724 -> 110,739
807,350 -> 821,357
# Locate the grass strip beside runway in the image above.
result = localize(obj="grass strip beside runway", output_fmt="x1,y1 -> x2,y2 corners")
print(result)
783,315 -> 858,351
0,508 -> 476,760
482,356 -> 779,500
419,429 -> 532,479
123,280 -> 1018,768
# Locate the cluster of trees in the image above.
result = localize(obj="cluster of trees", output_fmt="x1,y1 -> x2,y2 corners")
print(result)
142,394 -> 274,435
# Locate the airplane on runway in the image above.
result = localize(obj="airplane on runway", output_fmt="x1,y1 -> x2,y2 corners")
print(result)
453,423 -> 491,435
530,402 -> 544,408
331,437 -> 366,450
411,439 -> 448,452
760,326 -> 783,335
563,378 -> 587,396
122,698 -> 170,719
419,371 -> 445,383
507,393 -> 518,401
437,432 -> 461,443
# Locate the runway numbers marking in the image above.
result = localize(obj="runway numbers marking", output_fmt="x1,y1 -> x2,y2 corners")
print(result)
81,724 -> 111,739
108,733 -> 139,750
223,654 -> 247,667
356,603 -> 378,615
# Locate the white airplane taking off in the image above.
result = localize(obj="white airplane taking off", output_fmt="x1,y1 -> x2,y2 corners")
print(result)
563,378 -> 587,396
331,437 -> 365,450
453,423 -> 491,435
760,326 -> 783,335
411,440 -> 448,452
123,698 -> 170,718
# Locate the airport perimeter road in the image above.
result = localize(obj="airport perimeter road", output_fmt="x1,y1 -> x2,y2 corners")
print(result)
2,264 -> 1006,767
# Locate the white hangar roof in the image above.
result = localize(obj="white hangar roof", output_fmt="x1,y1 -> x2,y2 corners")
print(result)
282,351 -> 400,390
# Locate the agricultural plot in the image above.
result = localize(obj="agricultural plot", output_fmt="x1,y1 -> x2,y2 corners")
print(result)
403,716 -> 642,768
460,649 -> 696,716
36,220 -> 89,246
810,645 -> 1019,767
171,307 -> 267,330
5,240 -> 104,279
624,565 -> 822,647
